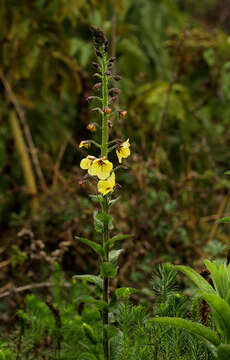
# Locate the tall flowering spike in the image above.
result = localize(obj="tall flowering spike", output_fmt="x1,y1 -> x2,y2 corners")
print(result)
78,27 -> 131,360
116,139 -> 131,164
88,158 -> 113,179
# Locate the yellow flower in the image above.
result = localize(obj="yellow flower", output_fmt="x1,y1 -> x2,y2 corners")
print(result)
116,139 -> 130,163
98,172 -> 115,195
79,140 -> 90,149
80,156 -> 94,170
88,158 -> 113,179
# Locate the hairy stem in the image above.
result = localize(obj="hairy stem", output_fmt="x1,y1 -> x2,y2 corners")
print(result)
101,49 -> 109,158
101,48 -> 110,360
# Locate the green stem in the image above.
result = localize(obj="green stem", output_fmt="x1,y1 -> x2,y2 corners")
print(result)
101,50 -> 109,158
100,48 -> 110,360
102,198 -> 109,360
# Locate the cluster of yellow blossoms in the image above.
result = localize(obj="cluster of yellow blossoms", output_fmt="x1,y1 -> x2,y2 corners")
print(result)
80,139 -> 130,196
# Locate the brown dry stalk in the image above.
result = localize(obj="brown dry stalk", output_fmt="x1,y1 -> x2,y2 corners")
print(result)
9,110 -> 39,213
0,70 -> 48,191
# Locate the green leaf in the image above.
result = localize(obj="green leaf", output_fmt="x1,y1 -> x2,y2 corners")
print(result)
150,317 -> 220,346
109,249 -> 124,264
115,287 -> 138,299
73,275 -> 103,289
96,212 -> 114,230
94,210 -> 104,233
204,260 -> 230,299
94,211 -> 113,232
108,196 -> 120,208
106,234 -> 132,250
75,295 -> 107,310
201,293 -> 230,342
217,344 -> 230,360
224,170 -> 230,176
100,262 -> 117,278
75,237 -> 105,258
216,216 -> 230,224
174,265 -> 216,294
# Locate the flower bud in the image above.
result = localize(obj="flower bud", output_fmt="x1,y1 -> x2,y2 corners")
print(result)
103,107 -> 112,114
95,49 -> 102,58
110,88 -> 121,95
119,110 -> 128,118
93,82 -> 101,90
92,62 -> 100,69
110,96 -> 118,103
105,70 -> 111,76
79,141 -> 90,149
109,57 -> 116,63
108,121 -> 113,128
113,75 -> 122,81
87,123 -> 97,132
86,96 -> 95,102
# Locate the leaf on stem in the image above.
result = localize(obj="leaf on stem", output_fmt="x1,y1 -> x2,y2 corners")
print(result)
100,262 -> 117,278
73,274 -> 103,289
75,236 -> 105,258
109,249 -> 124,264
105,234 -> 132,250
75,295 -> 108,310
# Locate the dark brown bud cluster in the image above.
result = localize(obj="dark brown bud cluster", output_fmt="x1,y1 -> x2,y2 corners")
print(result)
91,26 -> 109,55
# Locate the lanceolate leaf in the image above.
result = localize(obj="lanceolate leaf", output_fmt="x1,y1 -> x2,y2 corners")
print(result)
109,249 -> 124,264
151,317 -> 220,346
105,234 -> 132,250
75,237 -> 105,258
201,293 -> 230,342
73,274 -> 103,289
174,265 -> 216,294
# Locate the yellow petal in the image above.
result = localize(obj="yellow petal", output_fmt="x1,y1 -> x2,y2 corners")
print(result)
80,157 -> 92,170
116,148 -> 123,164
88,160 -> 98,176
97,161 -> 113,180
116,140 -> 130,163
120,147 -> 130,159
89,159 -> 113,179
98,173 -> 115,195
79,141 -> 90,149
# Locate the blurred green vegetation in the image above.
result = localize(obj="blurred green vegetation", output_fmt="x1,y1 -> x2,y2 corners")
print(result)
0,0 -> 230,304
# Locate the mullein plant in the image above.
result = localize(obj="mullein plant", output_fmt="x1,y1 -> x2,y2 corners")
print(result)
75,27 -> 132,360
